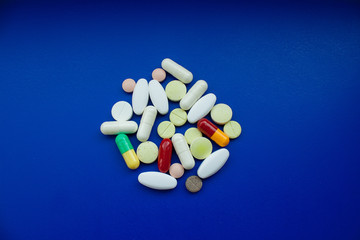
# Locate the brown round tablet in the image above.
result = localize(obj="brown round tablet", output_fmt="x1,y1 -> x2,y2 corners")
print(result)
185,176 -> 203,193
152,68 -> 166,82
122,78 -> 136,93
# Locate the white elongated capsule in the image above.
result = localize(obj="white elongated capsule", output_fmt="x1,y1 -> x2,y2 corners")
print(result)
161,58 -> 193,84
197,149 -> 229,179
149,80 -> 169,115
180,80 -> 208,110
132,78 -> 149,115
100,121 -> 138,135
187,93 -> 216,124
171,133 -> 195,170
138,172 -> 177,190
137,106 -> 157,142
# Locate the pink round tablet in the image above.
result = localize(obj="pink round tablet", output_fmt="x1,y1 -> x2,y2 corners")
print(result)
122,78 -> 136,93
169,163 -> 184,179
152,68 -> 166,82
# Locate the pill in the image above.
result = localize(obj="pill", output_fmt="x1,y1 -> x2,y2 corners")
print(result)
197,118 -> 229,147
158,138 -> 172,173
165,80 -> 187,102
210,103 -> 233,125
137,106 -> 157,142
197,149 -> 229,179
100,121 -> 138,135
122,78 -> 136,93
132,78 -> 149,115
180,80 -> 208,110
169,163 -> 184,178
171,133 -> 195,170
184,127 -> 202,145
161,58 -> 193,84
138,172 -> 177,190
169,108 -> 187,126
149,80 -> 169,115
115,134 -> 140,170
223,121 -> 242,139
136,141 -> 158,164
157,121 -> 175,139
190,137 -> 212,160
152,68 -> 166,82
188,93 -> 216,124
111,101 -> 133,121
185,176 -> 203,193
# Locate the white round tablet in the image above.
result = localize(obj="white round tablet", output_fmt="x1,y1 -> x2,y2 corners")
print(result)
111,101 -> 133,121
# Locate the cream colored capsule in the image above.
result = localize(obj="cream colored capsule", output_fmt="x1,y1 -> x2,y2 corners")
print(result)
180,80 -> 208,110
171,133 -> 195,170
161,58 -> 193,84
100,121 -> 138,135
137,106 -> 157,142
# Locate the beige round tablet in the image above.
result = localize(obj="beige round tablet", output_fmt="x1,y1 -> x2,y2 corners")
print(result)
152,68 -> 166,82
169,163 -> 184,178
165,80 -> 187,102
185,176 -> 203,193
184,128 -> 202,145
122,78 -> 136,93
157,121 -> 176,139
136,141 -> 158,164
169,108 -> 187,126
190,137 -> 212,160
210,103 -> 233,125
223,121 -> 242,139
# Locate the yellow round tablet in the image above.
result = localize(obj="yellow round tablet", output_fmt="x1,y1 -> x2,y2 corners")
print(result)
136,141 -> 159,164
210,103 -> 233,125
223,121 -> 242,139
184,127 -> 202,145
165,80 -> 187,102
169,108 -> 187,126
157,121 -> 176,138
190,137 -> 212,160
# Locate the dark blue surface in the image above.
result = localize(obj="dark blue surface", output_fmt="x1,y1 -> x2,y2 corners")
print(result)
1,1 -> 360,239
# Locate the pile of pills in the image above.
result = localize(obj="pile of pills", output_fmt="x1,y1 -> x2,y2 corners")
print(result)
100,58 -> 242,193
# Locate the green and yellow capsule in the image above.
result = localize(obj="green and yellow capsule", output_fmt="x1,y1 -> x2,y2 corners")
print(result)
115,134 -> 140,170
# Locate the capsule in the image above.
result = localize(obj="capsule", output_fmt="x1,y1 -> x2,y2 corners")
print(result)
180,80 -> 208,110
137,106 -> 157,142
197,118 -> 230,147
115,134 -> 140,170
161,58 -> 193,84
171,133 -> 195,170
158,138 -> 172,173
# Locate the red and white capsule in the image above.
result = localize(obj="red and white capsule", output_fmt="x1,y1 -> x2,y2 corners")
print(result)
158,138 -> 172,173
197,118 -> 230,147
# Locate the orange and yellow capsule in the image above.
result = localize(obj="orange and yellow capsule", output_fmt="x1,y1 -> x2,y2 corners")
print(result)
197,118 -> 229,147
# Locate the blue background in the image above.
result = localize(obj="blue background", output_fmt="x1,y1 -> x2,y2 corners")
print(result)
1,0 -> 360,239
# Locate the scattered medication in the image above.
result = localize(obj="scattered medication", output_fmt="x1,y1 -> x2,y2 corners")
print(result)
158,138 -> 172,173
180,80 -> 208,110
223,121 -> 242,139
190,137 -> 213,160
185,176 -> 203,193
169,163 -> 184,178
137,106 -> 157,142
138,172 -> 177,190
172,133 -> 195,170
161,58 -> 193,84
165,80 -> 187,102
169,108 -> 187,126
184,127 -> 203,145
157,121 -> 175,139
132,78 -> 149,115
197,118 -> 229,147
136,141 -> 159,164
100,121 -> 138,135
197,149 -> 229,179
111,101 -> 133,121
122,78 -> 136,93
210,103 -> 233,125
187,93 -> 216,124
149,80 -> 169,115
115,134 -> 140,170
152,68 -> 166,82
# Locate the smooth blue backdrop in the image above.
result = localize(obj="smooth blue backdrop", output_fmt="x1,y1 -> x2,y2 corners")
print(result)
1,1 -> 360,239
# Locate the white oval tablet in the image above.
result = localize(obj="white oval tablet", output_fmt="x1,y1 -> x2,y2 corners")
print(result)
138,172 -> 177,190
149,80 -> 169,115
197,149 -> 229,179
137,106 -> 157,142
132,78 -> 149,115
171,133 -> 195,170
180,80 -> 208,110
100,121 -> 138,135
187,93 -> 217,124
161,58 -> 193,84
111,101 -> 133,121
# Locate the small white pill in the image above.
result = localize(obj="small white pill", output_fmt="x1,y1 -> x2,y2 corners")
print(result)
149,80 -> 169,115
100,121 -> 138,135
197,149 -> 229,179
161,58 -> 193,84
111,101 -> 133,121
132,78 -> 149,115
137,106 -> 157,142
187,93 -> 217,124
138,171 -> 177,190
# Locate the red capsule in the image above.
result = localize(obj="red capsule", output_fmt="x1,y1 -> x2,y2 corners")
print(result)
158,138 -> 172,173
197,118 -> 230,147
